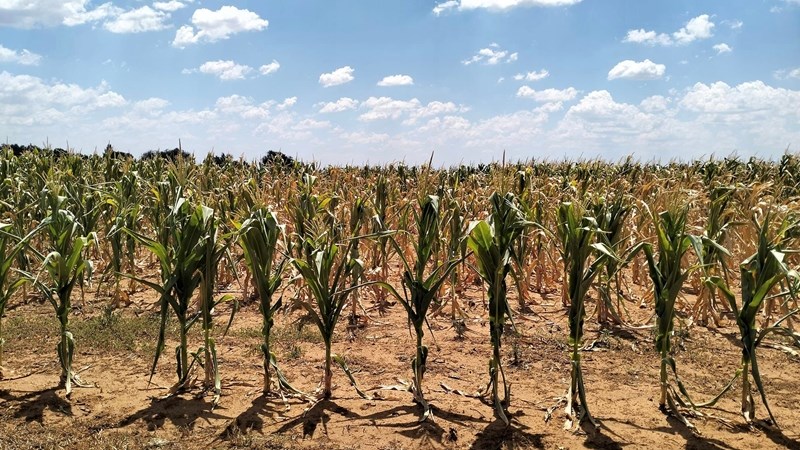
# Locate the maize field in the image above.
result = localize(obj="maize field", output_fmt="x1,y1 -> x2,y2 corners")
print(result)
0,145 -> 799,449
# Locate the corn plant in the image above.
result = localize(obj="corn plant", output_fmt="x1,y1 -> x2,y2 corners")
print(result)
31,195 -> 97,396
438,194 -> 469,319
640,205 -> 721,427
0,222 -> 43,378
692,185 -> 736,327
550,201 -> 616,428
712,212 -> 799,426
347,197 -> 369,324
292,232 -> 366,399
123,195 -> 217,394
371,174 -> 391,310
197,210 -> 235,404
591,196 -> 632,326
237,208 -> 295,395
377,195 -> 464,421
467,192 -> 529,425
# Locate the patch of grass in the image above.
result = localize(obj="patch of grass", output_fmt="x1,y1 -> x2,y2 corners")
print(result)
274,320 -> 323,345
71,307 -> 167,355
4,306 -> 180,358
4,315 -> 59,352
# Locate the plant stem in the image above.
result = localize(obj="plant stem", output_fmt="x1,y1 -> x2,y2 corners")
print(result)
323,341 -> 332,398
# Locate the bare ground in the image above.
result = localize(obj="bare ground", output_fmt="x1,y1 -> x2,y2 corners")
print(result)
1,277 -> 799,450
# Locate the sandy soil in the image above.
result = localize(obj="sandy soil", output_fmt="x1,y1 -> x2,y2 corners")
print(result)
1,273 -> 799,450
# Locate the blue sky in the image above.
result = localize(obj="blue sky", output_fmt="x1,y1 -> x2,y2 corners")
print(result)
1,0 -> 799,164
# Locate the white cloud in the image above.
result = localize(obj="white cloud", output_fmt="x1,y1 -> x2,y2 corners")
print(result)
318,97 -> 359,113
153,1 -> 189,12
623,14 -> 715,47
640,95 -> 670,112
359,97 -> 421,121
554,90 -> 666,153
214,94 -> 271,119
516,86 -> 578,102
513,69 -> 549,81
358,96 -> 468,123
64,2 -> 122,26
673,14 -> 715,44
434,0 -> 582,14
192,60 -> 253,81
0,1 -> 193,34
0,1 -> 117,28
772,1 -> 800,13
277,96 -> 297,110
319,66 -> 355,87
723,19 -> 743,30
680,81 -> 800,115
713,43 -> 732,54
0,71 -> 126,126
259,60 -> 280,75
608,59 -> 666,80
377,74 -> 414,87
433,1 -> 459,15
104,6 -> 169,33
172,6 -> 268,48
623,29 -> 673,46
0,45 -> 42,66
134,97 -> 170,112
773,68 -> 800,80
463,43 -> 518,65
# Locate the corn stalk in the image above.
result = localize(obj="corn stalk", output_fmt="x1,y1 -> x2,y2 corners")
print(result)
29,195 -> 96,396
121,195 -> 216,394
377,195 -> 464,421
467,192 -> 529,425
711,212 -> 799,426
550,201 -> 616,429
237,208 -> 298,395
292,234 -> 367,399
640,205 -> 724,428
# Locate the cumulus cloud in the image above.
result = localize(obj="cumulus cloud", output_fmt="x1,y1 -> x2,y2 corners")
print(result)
673,14 -> 715,44
713,43 -> 732,54
319,66 -> 355,87
186,60 -> 253,81
153,1 -> 190,12
680,81 -> 800,115
774,68 -> 800,80
513,70 -> 549,82
259,60 -> 280,75
0,1 -> 116,28
433,0 -> 459,15
134,97 -> 170,112
516,86 -> 578,102
104,6 -> 170,33
377,74 -> 414,87
623,14 -> 715,46
623,29 -> 673,46
277,96 -> 297,110
0,45 -> 42,65
172,6 -> 268,48
463,43 -> 518,65
433,0 -> 582,14
608,59 -> 666,80
358,97 -> 468,124
318,97 -> 359,113
0,1 -> 183,33
0,71 -> 126,127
